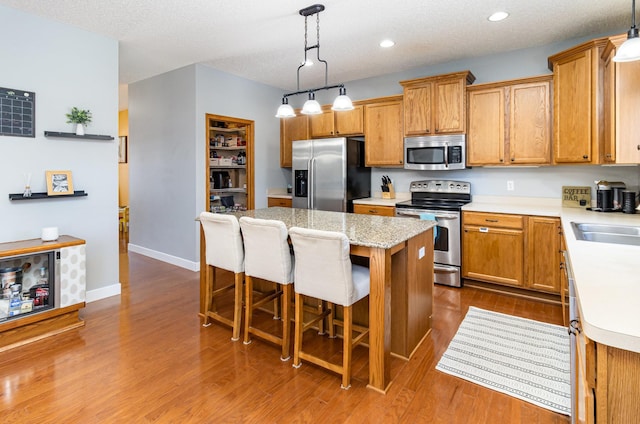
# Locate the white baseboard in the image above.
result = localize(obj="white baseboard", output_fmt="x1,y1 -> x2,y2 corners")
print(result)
86,283 -> 121,303
128,243 -> 199,272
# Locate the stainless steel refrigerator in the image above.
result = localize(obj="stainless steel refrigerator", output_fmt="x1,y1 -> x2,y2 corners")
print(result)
292,137 -> 371,212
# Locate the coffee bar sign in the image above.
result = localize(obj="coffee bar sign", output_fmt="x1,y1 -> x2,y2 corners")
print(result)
562,186 -> 591,208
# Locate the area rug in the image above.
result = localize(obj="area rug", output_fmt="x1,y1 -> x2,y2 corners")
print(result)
435,306 -> 570,415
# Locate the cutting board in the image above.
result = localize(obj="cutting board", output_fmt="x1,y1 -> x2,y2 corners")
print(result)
562,186 -> 591,208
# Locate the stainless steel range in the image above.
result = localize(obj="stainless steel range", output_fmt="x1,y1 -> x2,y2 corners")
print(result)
395,180 -> 471,287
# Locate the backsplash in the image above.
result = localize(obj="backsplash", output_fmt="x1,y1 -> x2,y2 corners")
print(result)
371,165 -> 640,200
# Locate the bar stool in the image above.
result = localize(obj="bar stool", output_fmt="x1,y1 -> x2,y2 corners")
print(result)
288,226 -> 370,389
199,212 -> 244,341
239,217 -> 294,361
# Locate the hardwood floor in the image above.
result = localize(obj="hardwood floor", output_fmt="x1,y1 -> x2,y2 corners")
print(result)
0,238 -> 570,423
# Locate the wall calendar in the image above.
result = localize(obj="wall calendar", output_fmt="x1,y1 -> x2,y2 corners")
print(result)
1,86 -> 35,138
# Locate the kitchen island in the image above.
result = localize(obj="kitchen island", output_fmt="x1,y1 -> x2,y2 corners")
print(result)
199,207 -> 436,393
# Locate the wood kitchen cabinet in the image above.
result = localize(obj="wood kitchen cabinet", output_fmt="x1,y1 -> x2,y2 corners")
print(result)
526,216 -> 561,293
602,34 -> 640,165
280,113 -> 309,168
467,75 -> 552,166
353,204 -> 395,216
462,212 -> 525,287
400,70 -> 475,136
548,37 -> 608,164
463,212 -> 562,294
363,96 -> 404,167
309,105 -> 364,138
267,197 -> 292,208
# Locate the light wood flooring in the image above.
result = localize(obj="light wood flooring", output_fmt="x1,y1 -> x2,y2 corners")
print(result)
0,236 -> 570,423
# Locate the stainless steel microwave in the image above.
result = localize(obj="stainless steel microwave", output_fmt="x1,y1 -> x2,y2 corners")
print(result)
404,134 -> 466,170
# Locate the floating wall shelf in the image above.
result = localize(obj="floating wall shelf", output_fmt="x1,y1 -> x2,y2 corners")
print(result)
9,191 -> 88,201
44,131 -> 114,141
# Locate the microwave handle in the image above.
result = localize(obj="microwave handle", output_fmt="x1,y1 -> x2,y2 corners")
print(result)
444,143 -> 449,168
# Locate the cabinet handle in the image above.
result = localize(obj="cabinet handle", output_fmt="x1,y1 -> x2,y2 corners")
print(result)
485,219 -> 499,223
582,155 -> 589,159
425,129 -> 430,134
510,158 -> 515,162
637,144 -> 640,150
499,158 -> 504,162
368,209 -> 378,214
435,129 -> 439,133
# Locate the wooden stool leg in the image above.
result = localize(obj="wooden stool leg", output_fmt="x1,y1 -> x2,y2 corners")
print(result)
327,302 -> 335,338
317,300 -> 325,335
281,284 -> 292,361
231,272 -> 244,341
341,304 -> 353,390
203,265 -> 214,327
293,292 -> 304,368
243,275 -> 254,344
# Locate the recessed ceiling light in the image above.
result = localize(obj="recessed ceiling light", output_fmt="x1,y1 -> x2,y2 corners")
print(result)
488,11 -> 509,22
379,39 -> 395,48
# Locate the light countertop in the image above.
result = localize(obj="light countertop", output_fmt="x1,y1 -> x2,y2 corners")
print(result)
266,188 -> 292,199
462,195 -> 640,353
353,192 -> 411,207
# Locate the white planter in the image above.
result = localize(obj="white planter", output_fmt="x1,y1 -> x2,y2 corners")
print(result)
75,123 -> 85,136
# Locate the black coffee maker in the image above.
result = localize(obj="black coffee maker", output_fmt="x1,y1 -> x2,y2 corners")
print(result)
595,180 -> 626,211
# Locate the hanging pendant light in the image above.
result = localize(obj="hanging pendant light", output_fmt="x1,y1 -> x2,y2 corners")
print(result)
331,87 -> 354,111
301,92 -> 322,115
275,97 -> 296,118
614,0 -> 640,62
275,4 -> 353,118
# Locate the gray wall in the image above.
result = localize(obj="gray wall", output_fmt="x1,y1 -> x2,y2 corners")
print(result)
128,64 -> 282,266
0,5 -> 119,300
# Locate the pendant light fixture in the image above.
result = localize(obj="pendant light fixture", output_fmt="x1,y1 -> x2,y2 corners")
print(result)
275,4 -> 354,118
614,0 -> 640,62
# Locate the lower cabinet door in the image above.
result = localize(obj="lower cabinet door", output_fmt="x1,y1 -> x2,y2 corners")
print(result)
462,225 -> 524,287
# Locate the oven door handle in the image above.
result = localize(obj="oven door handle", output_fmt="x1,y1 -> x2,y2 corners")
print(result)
396,210 -> 457,220
434,264 -> 459,273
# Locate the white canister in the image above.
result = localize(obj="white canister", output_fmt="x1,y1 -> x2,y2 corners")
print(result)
41,227 -> 59,241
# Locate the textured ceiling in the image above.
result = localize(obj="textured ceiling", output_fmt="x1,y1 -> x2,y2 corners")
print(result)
0,0 -> 634,92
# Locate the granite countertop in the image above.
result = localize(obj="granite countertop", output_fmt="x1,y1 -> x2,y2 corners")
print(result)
462,195 -> 640,353
231,207 -> 435,249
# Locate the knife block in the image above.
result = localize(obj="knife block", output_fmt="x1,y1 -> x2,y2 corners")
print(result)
382,183 -> 395,199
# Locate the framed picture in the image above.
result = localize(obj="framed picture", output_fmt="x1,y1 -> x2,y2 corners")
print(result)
45,170 -> 74,196
119,136 -> 128,163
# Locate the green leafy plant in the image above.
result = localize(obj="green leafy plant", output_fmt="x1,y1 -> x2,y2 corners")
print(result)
65,107 -> 92,125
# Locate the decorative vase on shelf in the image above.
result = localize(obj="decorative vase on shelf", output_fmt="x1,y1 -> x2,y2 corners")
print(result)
75,123 -> 85,136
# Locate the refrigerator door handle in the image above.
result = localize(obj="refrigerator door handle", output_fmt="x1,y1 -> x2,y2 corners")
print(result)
308,158 -> 315,209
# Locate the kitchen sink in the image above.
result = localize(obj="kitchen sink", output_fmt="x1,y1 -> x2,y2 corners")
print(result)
571,222 -> 640,246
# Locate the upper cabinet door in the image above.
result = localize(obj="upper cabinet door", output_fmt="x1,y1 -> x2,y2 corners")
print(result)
467,87 -> 505,166
403,85 -> 432,136
309,109 -> 335,138
434,78 -> 465,134
552,50 -> 593,163
509,81 -> 551,164
334,105 -> 364,136
364,98 -> 404,167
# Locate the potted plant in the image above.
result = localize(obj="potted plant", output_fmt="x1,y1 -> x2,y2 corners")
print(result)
65,107 -> 92,136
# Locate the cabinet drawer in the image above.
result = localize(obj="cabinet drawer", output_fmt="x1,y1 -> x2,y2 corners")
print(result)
463,212 -> 524,229
267,197 -> 292,208
353,204 -> 395,216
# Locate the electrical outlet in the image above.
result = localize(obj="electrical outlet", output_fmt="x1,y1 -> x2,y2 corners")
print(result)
507,180 -> 515,191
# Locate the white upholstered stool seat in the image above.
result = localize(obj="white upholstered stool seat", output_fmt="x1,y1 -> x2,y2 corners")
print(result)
199,212 -> 244,341
288,226 -> 370,389
239,216 -> 294,361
